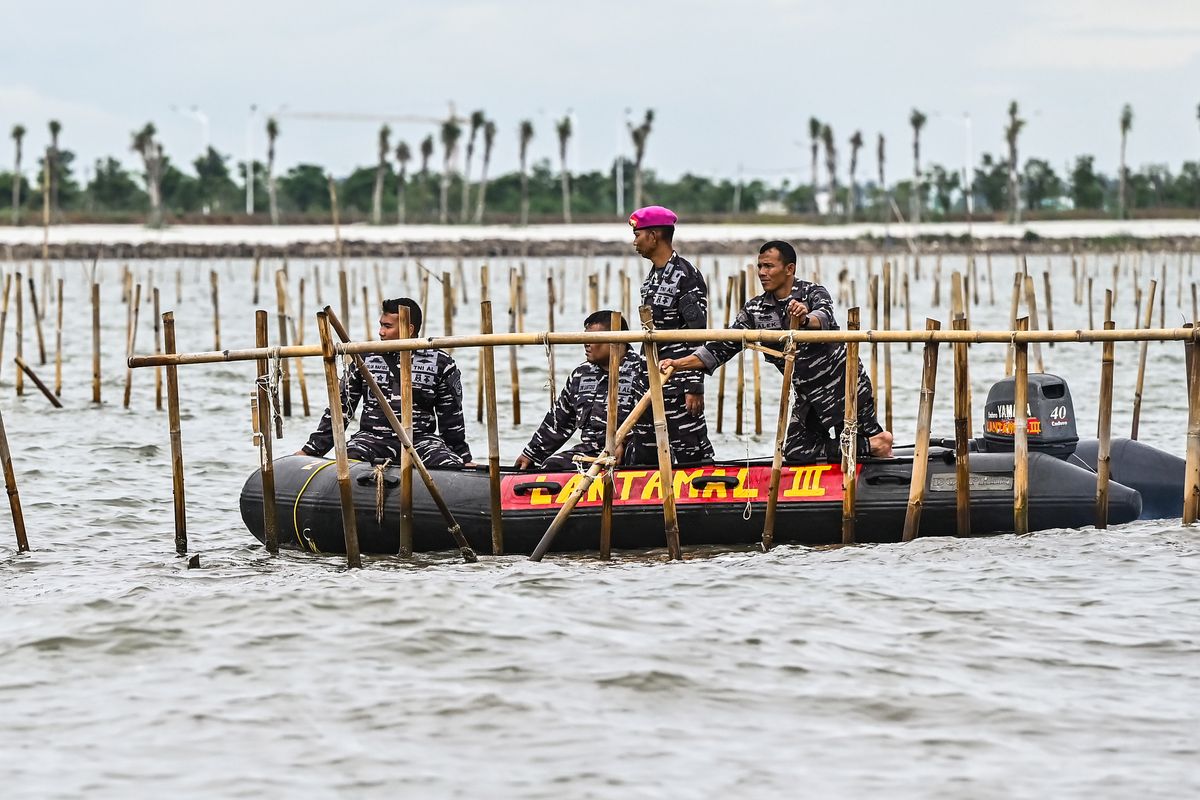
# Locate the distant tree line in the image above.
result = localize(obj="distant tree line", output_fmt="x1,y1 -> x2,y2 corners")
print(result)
3,104 -> 1199,226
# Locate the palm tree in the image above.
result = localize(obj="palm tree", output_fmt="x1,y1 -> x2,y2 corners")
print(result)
395,141 -> 411,224
131,123 -> 163,228
909,108 -> 927,224
1005,101 -> 1025,223
808,117 -> 822,213
628,109 -> 654,209
266,117 -> 280,224
1119,103 -> 1133,220
518,120 -> 534,226
820,124 -> 837,216
461,110 -> 485,222
371,124 -> 391,225
10,125 -> 24,225
847,130 -> 863,221
556,115 -> 572,224
877,133 -> 887,222
47,120 -> 61,221
438,118 -> 461,224
473,120 -> 497,224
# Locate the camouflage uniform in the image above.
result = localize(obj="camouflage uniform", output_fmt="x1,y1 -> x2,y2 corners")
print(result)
694,278 -> 884,462
302,349 -> 471,468
520,348 -> 654,470
640,252 -> 715,465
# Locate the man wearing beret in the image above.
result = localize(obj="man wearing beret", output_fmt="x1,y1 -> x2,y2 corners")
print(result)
630,205 -> 715,465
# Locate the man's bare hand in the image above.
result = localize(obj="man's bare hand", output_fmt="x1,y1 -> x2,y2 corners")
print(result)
658,358 -> 678,374
786,299 -> 810,326
686,392 -> 704,416
514,454 -> 533,470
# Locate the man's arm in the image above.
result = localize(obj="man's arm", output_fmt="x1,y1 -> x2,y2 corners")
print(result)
516,369 -> 582,468
299,363 -> 364,455
434,355 -> 472,463
676,267 -> 709,398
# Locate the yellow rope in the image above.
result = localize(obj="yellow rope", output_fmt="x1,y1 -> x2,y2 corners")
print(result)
292,460 -> 338,553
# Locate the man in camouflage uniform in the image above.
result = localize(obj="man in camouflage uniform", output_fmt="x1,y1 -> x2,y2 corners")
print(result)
631,205 -> 715,466
660,240 -> 893,462
298,298 -> 471,468
515,311 -> 653,470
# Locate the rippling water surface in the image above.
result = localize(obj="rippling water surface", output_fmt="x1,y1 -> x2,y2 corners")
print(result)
2,252 -> 1198,798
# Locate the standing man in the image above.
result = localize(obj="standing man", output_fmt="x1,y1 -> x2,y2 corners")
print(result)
514,311 -> 653,470
631,205 -> 714,465
297,298 -> 472,468
659,240 -> 893,462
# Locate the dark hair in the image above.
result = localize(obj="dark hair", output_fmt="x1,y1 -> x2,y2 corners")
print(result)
584,310 -> 631,331
759,240 -> 797,266
382,297 -> 423,334
652,225 -> 675,244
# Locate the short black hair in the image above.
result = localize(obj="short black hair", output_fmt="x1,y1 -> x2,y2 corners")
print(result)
649,225 -> 675,244
382,297 -> 423,334
759,240 -> 797,266
584,310 -> 630,331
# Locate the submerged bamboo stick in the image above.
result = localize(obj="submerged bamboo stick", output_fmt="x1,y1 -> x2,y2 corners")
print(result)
476,264 -> 489,423
869,273 -> 879,393
15,357 -> 61,408
315,311 -> 361,568
841,308 -> 861,545
882,261 -> 893,432
1185,327 -> 1200,524
122,283 -> 142,408
14,274 -> 23,396
902,319 -> 941,542
952,314 -> 971,537
273,271 -> 293,417
481,301 -> 504,555
1013,317 -> 1030,535
91,282 -> 101,403
53,278 -> 63,396
547,273 -> 557,404
1131,279 -> 1157,440
163,313 -> 187,554
736,272 -> 747,435
716,274 -> 735,433
0,274 -> 11,383
600,310 -> 622,560
1095,320 -> 1116,529
507,269 -> 522,426
0,406 -> 28,552
254,310 -> 280,555
397,305 -> 415,557
27,277 -> 46,365
639,305 -> 682,561
209,270 -> 221,351
1043,271 -> 1055,347
442,271 -> 454,337
763,315 -> 801,551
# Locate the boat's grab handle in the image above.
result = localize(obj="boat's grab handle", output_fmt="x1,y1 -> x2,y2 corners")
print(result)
514,481 -> 564,496
865,473 -> 911,486
691,476 -> 741,490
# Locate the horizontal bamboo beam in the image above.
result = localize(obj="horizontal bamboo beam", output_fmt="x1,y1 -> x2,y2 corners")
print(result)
129,326 -> 1200,370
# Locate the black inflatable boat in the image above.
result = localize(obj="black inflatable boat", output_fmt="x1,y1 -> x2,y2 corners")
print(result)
239,374 -> 1185,556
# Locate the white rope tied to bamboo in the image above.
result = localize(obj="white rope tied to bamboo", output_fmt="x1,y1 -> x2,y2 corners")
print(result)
841,419 -> 859,475
373,457 -> 393,524
539,331 -> 555,391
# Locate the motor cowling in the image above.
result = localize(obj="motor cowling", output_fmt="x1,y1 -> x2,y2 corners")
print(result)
982,374 -> 1078,459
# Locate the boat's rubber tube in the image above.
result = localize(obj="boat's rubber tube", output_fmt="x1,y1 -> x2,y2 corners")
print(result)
241,451 -> 1141,555
1069,438 -> 1185,519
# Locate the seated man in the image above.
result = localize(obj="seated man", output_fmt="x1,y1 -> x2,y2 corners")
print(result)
514,310 -> 653,471
659,240 -> 893,462
298,297 -> 471,468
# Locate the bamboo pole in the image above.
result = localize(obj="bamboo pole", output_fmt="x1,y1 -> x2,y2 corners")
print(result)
206,269 -> 220,351
152,288 -> 163,410
1185,324 -> 1200,524
600,310 -> 621,560
762,315 -> 801,551
91,281 -> 101,403
476,264 -> 489,423
122,283 -> 142,408
716,274 -> 735,434
0,273 -> 10,383
1095,320 -> 1116,529
27,277 -> 46,365
254,310 -> 280,555
1004,272 -> 1021,376
841,308 -> 860,545
14,273 -> 23,395
868,273 -> 879,394
252,256 -> 261,305
0,406 -> 28,552
442,271 -> 454,336
546,273 -> 557,404
749,264 -> 762,435
902,270 -> 912,352
361,284 -> 372,342
315,311 -> 361,567
481,301 -> 504,554
14,357 -> 62,408
1013,317 -> 1030,535
1042,271 -> 1055,347
882,261 -> 893,432
397,305 -> 415,556
507,270 -> 522,426
639,306 -> 682,560
1131,279 -> 1157,440
162,313 -> 187,554
588,273 -> 599,313
952,314 -> 971,537
324,307 -> 476,562
1088,276 -> 1095,330
53,277 -> 63,396
986,253 -> 995,305
901,319 -> 941,542
736,272 -> 746,435
267,272 -> 290,418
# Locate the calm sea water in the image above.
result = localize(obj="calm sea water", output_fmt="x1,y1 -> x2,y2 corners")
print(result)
1,251 -> 1198,798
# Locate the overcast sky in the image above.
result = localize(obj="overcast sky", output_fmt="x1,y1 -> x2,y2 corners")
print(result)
3,0 -> 1200,185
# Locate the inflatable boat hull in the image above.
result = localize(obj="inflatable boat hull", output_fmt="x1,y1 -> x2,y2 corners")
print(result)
240,451 -> 1142,555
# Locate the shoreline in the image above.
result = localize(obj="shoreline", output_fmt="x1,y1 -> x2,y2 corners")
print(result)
3,220 -> 1200,259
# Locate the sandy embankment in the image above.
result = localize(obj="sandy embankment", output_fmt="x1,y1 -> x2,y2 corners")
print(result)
2,219 -> 1200,259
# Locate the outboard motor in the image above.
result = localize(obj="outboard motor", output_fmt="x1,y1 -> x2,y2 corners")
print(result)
980,373 -> 1078,459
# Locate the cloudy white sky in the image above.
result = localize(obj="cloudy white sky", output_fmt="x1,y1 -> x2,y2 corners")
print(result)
3,0 -> 1199,184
